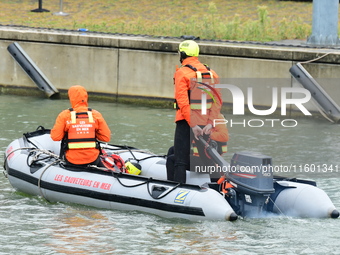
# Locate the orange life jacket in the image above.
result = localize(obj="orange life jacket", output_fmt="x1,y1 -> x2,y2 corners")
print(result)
174,64 -> 222,111
67,108 -> 97,150
186,64 -> 221,111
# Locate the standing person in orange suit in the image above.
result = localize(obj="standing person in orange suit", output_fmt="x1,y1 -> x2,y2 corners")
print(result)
168,40 -> 222,183
51,85 -> 111,166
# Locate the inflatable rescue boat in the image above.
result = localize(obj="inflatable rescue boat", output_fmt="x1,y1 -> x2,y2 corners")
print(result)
3,127 -> 339,221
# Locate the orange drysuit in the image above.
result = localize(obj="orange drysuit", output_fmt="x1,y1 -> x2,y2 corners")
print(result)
174,57 -> 221,127
51,85 -> 111,165
210,113 -> 229,143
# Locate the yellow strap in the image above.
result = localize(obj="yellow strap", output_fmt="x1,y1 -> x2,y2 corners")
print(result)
68,142 -> 96,149
196,71 -> 202,82
87,111 -> 94,123
208,71 -> 214,83
70,111 -> 76,124
190,103 -> 212,109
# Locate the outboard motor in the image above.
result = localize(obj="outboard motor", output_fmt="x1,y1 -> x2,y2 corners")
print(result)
226,151 -> 275,217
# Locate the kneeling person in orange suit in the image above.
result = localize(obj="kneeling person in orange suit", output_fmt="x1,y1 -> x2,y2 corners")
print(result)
51,85 -> 111,166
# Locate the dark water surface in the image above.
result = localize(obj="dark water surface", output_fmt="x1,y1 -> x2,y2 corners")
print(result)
0,95 -> 339,255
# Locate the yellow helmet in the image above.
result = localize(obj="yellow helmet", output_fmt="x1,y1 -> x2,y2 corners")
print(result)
179,40 -> 199,57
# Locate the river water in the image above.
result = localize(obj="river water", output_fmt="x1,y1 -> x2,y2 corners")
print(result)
0,94 -> 339,255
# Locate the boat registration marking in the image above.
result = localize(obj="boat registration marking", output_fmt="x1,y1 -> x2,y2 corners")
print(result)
174,190 -> 190,204
53,174 -> 112,190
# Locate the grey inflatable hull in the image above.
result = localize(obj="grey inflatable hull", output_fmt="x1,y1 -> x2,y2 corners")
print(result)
4,132 -> 237,221
4,128 -> 338,220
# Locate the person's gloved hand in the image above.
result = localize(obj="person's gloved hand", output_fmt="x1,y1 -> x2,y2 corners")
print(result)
202,123 -> 212,135
192,125 -> 203,140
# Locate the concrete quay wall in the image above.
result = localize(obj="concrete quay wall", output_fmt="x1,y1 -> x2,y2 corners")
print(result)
1,26 -> 340,114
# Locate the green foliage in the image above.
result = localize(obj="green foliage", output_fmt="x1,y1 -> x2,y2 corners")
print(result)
0,0 -> 315,42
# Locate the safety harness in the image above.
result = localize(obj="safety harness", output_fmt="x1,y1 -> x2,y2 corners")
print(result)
174,64 -> 221,110
65,108 -> 97,150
